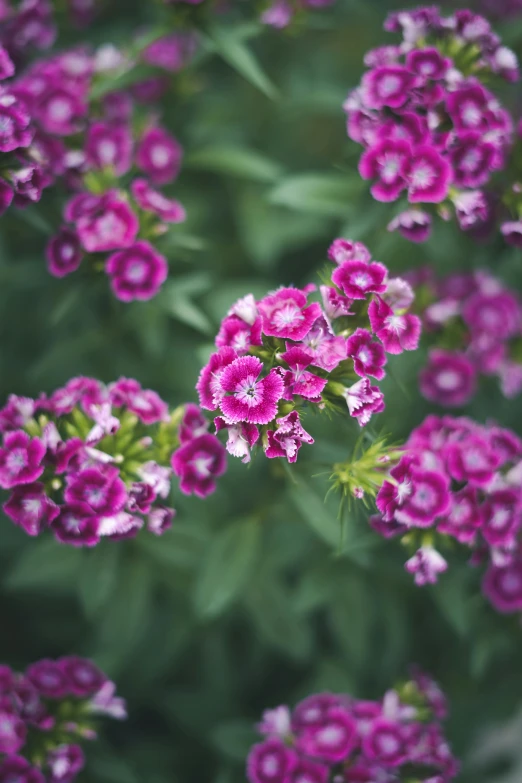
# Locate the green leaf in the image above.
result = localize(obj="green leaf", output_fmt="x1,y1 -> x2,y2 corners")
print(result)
289,481 -> 340,548
210,720 -> 258,761
268,173 -> 362,217
245,579 -> 313,661
137,523 -> 208,571
204,26 -> 278,100
78,544 -> 121,618
194,517 -> 261,618
186,146 -> 284,183
5,538 -> 82,591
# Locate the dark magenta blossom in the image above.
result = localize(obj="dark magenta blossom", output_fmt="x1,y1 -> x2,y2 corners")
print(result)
0,430 -> 46,489
405,145 -> 452,203
297,707 -> 357,763
0,710 -> 26,754
419,350 -> 476,408
46,227 -> 83,277
258,287 -> 322,341
215,417 -> 259,464
445,436 -> 500,486
26,660 -> 69,699
344,379 -> 385,427
481,490 -> 521,547
358,139 -> 410,202
136,126 -> 182,185
105,240 -> 168,302
218,356 -> 284,425
3,482 -> 59,536
362,65 -> 415,109
327,238 -> 371,264
131,178 -> 186,223
0,756 -> 44,783
171,433 -> 227,498
280,347 -> 327,401
77,194 -> 138,253
215,314 -> 263,355
265,411 -> 314,463
406,546 -> 448,586
85,121 -> 133,176
387,209 -> 432,243
58,657 -> 106,697
47,744 -> 85,782
346,328 -> 387,380
362,719 -> 406,766
501,220 -> 522,246
179,403 -> 209,444
332,259 -> 387,300
394,468 -> 451,528
368,297 -> 421,354
196,347 -> 238,411
65,467 -> 126,516
52,502 -> 100,547
483,561 -> 522,613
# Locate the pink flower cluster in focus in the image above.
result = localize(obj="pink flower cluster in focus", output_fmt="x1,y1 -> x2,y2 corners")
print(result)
373,414 -> 522,614
0,656 -> 125,782
0,379 -> 226,545
247,673 -> 458,783
196,237 -> 421,466
344,5 -> 518,243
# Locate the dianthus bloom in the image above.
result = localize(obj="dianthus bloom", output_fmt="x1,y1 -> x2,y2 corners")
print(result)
0,656 -> 125,782
260,0 -> 336,28
344,6 -> 518,242
372,414 -> 522,615
413,269 -> 522,405
247,674 -> 458,783
196,238 -> 421,466
0,380 -> 226,545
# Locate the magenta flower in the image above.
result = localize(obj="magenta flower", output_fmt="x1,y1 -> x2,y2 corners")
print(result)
450,134 -> 497,188
171,433 -> 227,498
59,656 -> 106,697
359,139 -> 410,202
131,178 -> 186,223
405,546 -> 448,586
179,403 -> 209,444
405,146 -> 452,203
46,227 -> 83,278
214,417 -> 259,464
26,660 -> 69,699
0,430 -> 46,489
344,379 -> 385,427
406,47 -> 449,80
327,238 -> 371,265
368,297 -> 421,354
0,101 -> 32,153
446,85 -> 490,133
362,65 -> 414,109
47,744 -> 85,782
481,490 -> 521,547
0,756 -> 44,783
292,694 -> 342,731
64,466 -> 127,516
287,759 -> 329,783
136,126 -> 183,185
419,350 -> 476,408
52,502 -> 100,547
394,468 -> 451,528
35,87 -> 86,135
247,738 -> 297,783
462,291 -> 520,340
297,707 -> 357,762
332,259 -> 387,300
388,209 -> 432,243
127,482 -> 156,514
196,347 -> 238,410
445,436 -> 500,486
109,378 -> 169,424
362,719 -> 406,767
147,505 -> 175,535
76,194 -> 139,253
85,121 -> 133,176
437,487 -> 483,544
3,482 -> 59,536
501,220 -> 522,247
319,285 -> 353,320
258,706 -> 292,738
218,356 -> 284,425
142,32 -> 196,72
258,287 -> 321,341
280,347 -> 327,401
265,411 -> 314,463
483,561 -> 522,613
0,710 -> 26,754
301,316 -> 348,372
346,328 -> 387,380
105,240 -> 168,302
215,315 -> 263,355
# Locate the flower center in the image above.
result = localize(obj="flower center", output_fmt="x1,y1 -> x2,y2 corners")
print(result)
411,164 -> 435,189
48,97 -> 73,122
126,261 -> 147,284
461,102 -> 481,127
272,304 -> 304,329
97,139 -> 117,164
150,144 -> 170,168
378,74 -> 401,97
436,370 -> 460,391
6,449 -> 27,472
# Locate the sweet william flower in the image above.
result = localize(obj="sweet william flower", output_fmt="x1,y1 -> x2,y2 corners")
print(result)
405,546 -> 448,586
419,350 -> 476,408
346,329 -> 387,380
46,227 -> 83,277
26,660 -> 69,699
0,178 -> 13,216
218,356 -> 284,426
358,138 -> 410,202
368,297 -> 421,354
64,466 -> 127,516
287,759 -> 328,783
3,482 -> 59,536
265,411 -> 314,463
279,347 -> 327,401
58,657 -> 106,697
0,430 -> 46,489
327,238 -> 371,265
362,718 -> 406,767
501,220 -> 522,247
136,126 -> 182,185
47,744 -> 85,782
179,403 -> 209,444
344,379 -> 385,427
52,502 -> 100,547
105,240 -> 168,302
171,433 -> 227,498
258,287 -> 322,341
214,417 -> 259,464
0,756 -> 44,783
0,710 -> 26,753
388,209 -> 432,243
76,194 -> 139,253
332,259 -> 387,300
297,707 -> 357,762
85,121 -> 133,176
196,347 -> 238,411
215,314 -> 263,356
483,561 -> 522,613
131,178 -> 186,223
246,737 -> 297,783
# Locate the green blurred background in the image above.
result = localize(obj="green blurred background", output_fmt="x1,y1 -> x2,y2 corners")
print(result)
1,1 -> 522,780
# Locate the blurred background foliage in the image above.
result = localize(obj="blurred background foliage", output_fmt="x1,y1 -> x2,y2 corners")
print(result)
2,0 -> 522,781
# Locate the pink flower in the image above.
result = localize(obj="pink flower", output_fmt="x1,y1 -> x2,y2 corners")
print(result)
179,403 -> 209,444
258,287 -> 321,341
46,227 -> 83,277
362,718 -> 406,766
0,711 -> 26,754
59,656 -> 106,697
147,505 -> 175,535
142,32 -> 196,72
196,347 -> 238,410
0,756 -> 44,783
3,482 -> 59,536
258,706 -> 292,737
319,285 -> 353,319
344,379 -> 385,427
280,347 -> 327,401
394,468 -> 451,528
265,411 -> 314,463
35,87 -> 86,135
76,193 -> 138,253
171,433 -> 227,498
215,314 -> 263,355
437,486 -> 483,544
26,660 -> 69,699
406,47 -> 449,79
106,241 -> 168,302
362,65 -> 415,109
292,693 -> 343,731
0,430 -> 46,489
346,328 -> 387,380
85,121 -> 133,176
450,134 -> 497,188
387,209 -> 432,243
287,760 -> 328,783
215,417 -> 259,464
481,490 -> 521,547
301,316 -> 348,372
297,707 -> 357,762
359,139 -> 410,202
332,259 -> 387,300
368,297 -> 421,354
109,378 -> 169,424
64,466 -> 127,516
462,291 -> 520,339
419,350 -> 476,407
501,220 -> 522,247
131,178 -> 186,223
483,561 -> 522,613
246,738 -> 296,783
405,145 -> 452,203
47,744 -> 85,782
136,126 -> 183,185
52,502 -> 100,546
405,546 -> 448,586
445,436 -> 500,486
218,356 -> 284,425
446,84 -> 490,133
327,238 -> 371,264
127,482 -> 156,514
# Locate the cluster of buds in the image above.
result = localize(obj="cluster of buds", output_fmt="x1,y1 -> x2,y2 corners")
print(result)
247,671 -> 458,783
344,5 -> 519,243
372,414 -> 522,615
410,268 -> 522,406
0,378 -> 226,546
0,656 -> 125,783
196,237 -> 421,466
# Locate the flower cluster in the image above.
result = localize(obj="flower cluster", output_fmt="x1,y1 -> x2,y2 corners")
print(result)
411,268 -> 522,406
0,378 -> 226,546
0,656 -> 125,782
372,414 -> 522,615
0,0 -> 56,64
344,5 -> 519,243
196,237 -> 421,466
246,673 -> 458,783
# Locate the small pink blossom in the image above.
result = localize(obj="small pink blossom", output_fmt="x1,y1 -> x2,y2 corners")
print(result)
327,238 -> 371,265
265,411 -> 314,463
368,297 -> 421,354
332,259 -> 387,300
258,287 -> 322,341
405,546 -> 448,586
215,417 -> 259,464
171,433 -> 227,498
218,356 -> 284,426
344,379 -> 385,427
76,193 -> 138,253
3,482 -> 59,536
131,178 -> 186,223
346,328 -> 387,380
46,227 -> 83,277
0,430 -> 46,489
105,240 -> 168,302
136,126 -> 183,185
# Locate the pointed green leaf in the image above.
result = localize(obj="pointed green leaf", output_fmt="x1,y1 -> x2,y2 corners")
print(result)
186,146 -> 284,183
205,26 -> 278,100
269,173 -> 363,217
